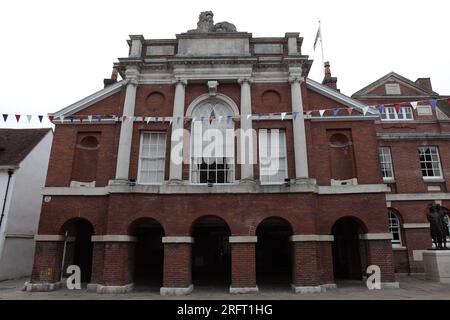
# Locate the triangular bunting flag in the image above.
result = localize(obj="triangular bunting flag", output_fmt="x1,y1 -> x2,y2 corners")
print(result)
319,110 -> 325,117
209,116 -> 213,124
60,116 -> 65,123
48,115 -> 54,123
87,115 -> 93,122
377,104 -> 385,113
347,108 -> 353,116
257,114 -> 262,121
293,111 -> 299,119
26,115 -> 32,123
268,113 -> 274,118
96,115 -> 102,122
305,110 -> 312,117
394,104 -> 401,113
430,99 -> 437,109
169,117 -> 173,125
38,115 -> 43,123
281,112 -> 287,120
68,116 -> 74,123
15,115 -> 21,122
2,114 -> 8,122
218,116 -> 223,123
410,101 -> 418,110
362,107 -> 369,116
145,117 -> 151,124
332,108 -> 339,117
447,98 -> 450,105
246,114 -> 252,120
79,115 -> 85,123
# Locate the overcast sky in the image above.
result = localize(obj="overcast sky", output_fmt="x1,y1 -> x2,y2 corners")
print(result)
1,0 -> 449,128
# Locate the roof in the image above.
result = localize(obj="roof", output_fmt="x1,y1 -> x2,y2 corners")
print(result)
306,78 -> 377,115
352,71 -> 440,99
0,128 -> 52,166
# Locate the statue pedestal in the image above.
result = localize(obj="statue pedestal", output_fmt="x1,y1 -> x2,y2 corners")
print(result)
423,250 -> 450,283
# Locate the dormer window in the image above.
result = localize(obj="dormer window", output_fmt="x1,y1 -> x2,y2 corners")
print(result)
380,106 -> 413,121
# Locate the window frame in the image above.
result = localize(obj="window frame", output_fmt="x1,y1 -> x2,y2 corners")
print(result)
258,128 -> 288,185
137,131 -> 167,185
378,147 -> 395,182
380,106 -> 414,121
418,146 -> 443,181
388,210 -> 402,247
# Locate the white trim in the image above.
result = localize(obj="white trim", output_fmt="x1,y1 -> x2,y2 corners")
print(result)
359,233 -> 393,240
91,235 -> 136,242
42,187 -> 109,196
318,184 -> 390,194
386,193 -> 450,201
137,131 -> 167,185
306,78 -> 377,115
403,223 -> 430,229
50,81 -> 126,117
162,236 -> 194,244
185,93 -> 240,117
289,235 -> 334,242
229,236 -> 257,243
34,235 -> 65,241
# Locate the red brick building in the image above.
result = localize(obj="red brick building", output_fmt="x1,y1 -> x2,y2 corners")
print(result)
27,13 -> 449,294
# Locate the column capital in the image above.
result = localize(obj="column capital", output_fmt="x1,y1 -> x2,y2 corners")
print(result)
237,77 -> 252,85
288,76 -> 305,84
173,78 -> 188,86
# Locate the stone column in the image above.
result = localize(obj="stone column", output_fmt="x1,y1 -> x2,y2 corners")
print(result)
238,78 -> 254,182
290,235 -> 335,293
169,80 -> 187,183
91,235 -> 136,293
115,66 -> 139,181
27,235 -> 65,291
161,236 -> 193,295
289,76 -> 309,180
229,236 -> 258,294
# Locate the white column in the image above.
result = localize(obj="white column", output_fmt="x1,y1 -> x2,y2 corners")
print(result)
238,78 -> 254,182
290,76 -> 309,180
115,68 -> 139,181
169,79 -> 187,183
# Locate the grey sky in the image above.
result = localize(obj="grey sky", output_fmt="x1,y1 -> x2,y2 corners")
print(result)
1,0 -> 449,128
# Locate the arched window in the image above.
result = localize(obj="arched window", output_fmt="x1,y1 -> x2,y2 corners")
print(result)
190,98 -> 235,184
388,209 -> 402,246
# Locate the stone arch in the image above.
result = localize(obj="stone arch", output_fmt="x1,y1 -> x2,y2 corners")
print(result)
185,93 -> 239,117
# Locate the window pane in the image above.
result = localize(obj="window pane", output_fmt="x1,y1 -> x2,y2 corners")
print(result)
139,132 -> 166,184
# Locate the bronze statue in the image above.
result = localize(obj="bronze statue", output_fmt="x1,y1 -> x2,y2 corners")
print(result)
427,203 -> 449,249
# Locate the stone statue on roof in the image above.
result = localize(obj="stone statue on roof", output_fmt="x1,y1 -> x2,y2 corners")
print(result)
188,11 -> 237,33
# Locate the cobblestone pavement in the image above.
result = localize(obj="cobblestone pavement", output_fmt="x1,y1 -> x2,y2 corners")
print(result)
0,275 -> 449,300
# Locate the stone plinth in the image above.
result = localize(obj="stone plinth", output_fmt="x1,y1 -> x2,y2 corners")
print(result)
423,250 -> 450,283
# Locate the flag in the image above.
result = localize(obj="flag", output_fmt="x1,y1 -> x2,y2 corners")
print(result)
292,111 -> 299,119
48,115 -> 54,123
362,107 -> 369,115
38,115 -> 43,123
26,115 -> 32,123
2,114 -> 8,122
394,104 -> 401,114
410,101 -> 418,110
281,112 -> 287,120
347,108 -> 353,116
332,108 -> 339,117
313,25 -> 321,51
319,109 -> 325,117
430,99 -> 437,109
15,115 -> 21,122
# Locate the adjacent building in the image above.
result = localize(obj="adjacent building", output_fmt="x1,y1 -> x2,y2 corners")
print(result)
0,128 -> 53,280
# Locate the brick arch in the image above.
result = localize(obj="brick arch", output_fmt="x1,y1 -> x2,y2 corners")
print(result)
128,217 -> 165,236
330,215 -> 368,234
59,217 -> 96,235
255,216 -> 293,235
189,215 -> 231,235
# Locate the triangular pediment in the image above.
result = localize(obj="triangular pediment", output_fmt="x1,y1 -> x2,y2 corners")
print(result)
352,72 -> 439,99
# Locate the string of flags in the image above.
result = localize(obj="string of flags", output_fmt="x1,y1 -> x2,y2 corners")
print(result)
2,97 -> 450,124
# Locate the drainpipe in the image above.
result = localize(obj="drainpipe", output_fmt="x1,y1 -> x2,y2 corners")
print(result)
0,169 -> 14,230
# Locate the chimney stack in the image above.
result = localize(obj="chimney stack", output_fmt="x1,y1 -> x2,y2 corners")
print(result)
103,67 -> 119,88
415,78 -> 433,93
322,61 -> 339,91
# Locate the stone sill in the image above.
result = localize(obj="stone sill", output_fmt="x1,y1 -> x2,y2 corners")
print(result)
42,182 -> 390,196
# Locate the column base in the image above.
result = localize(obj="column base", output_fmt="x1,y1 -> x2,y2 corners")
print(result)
380,282 -> 400,289
294,178 -> 317,185
290,284 -> 324,294
229,286 -> 259,294
93,283 -> 134,294
167,179 -> 184,185
108,179 -> 132,186
23,281 -> 61,292
239,178 -> 256,185
160,284 -> 193,296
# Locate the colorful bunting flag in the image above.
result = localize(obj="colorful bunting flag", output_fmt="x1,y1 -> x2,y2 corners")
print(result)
26,115 -> 32,123
60,116 -> 65,123
430,99 -> 437,109
87,115 -> 93,122
3,114 -> 8,122
410,101 -> 418,110
319,110 -> 325,117
281,112 -> 287,120
362,107 -> 369,116
293,111 -> 300,119
38,115 -> 43,123
332,108 -> 339,117
15,115 -> 21,122
347,108 -> 353,116
305,111 -> 312,117
394,104 -> 401,113
48,115 -> 54,123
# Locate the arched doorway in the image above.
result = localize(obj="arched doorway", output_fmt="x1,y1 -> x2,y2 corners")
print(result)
191,216 -> 231,287
60,219 -> 94,283
256,217 -> 293,287
331,217 -> 366,280
130,218 -> 165,289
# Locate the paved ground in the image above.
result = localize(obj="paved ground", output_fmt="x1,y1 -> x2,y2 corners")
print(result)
0,275 -> 449,299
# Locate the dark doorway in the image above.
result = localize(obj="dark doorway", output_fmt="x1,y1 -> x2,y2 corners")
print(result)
332,217 -> 363,280
256,217 -> 292,287
191,216 -> 231,286
131,219 -> 165,288
61,219 -> 94,283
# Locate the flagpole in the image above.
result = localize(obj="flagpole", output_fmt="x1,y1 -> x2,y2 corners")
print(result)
319,20 -> 325,67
